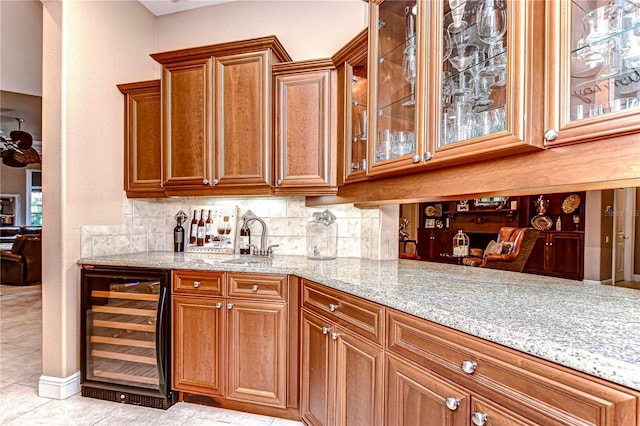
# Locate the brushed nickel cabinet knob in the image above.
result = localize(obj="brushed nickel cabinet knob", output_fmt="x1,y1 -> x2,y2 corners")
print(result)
544,129 -> 559,141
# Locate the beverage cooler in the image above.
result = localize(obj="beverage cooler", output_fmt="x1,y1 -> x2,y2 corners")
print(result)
80,267 -> 175,409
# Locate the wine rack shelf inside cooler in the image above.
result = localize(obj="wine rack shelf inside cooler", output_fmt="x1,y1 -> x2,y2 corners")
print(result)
86,286 -> 160,390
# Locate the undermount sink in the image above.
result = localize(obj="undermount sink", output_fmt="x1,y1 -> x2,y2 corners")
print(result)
222,257 -> 271,265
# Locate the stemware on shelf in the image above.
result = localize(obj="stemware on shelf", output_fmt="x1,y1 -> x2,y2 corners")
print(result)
476,0 -> 508,76
569,0 -> 640,121
441,0 -> 510,146
403,5 -> 417,107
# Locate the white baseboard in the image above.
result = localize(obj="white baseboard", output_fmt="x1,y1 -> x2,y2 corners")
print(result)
582,278 -> 614,285
38,371 -> 80,400
634,274 -> 640,282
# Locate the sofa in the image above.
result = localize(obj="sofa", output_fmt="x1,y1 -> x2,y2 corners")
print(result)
1,234 -> 42,285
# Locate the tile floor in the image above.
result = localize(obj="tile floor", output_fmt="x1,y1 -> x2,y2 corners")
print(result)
0,284 -> 303,425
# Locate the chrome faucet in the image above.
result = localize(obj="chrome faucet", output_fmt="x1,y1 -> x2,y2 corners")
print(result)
242,210 -> 278,257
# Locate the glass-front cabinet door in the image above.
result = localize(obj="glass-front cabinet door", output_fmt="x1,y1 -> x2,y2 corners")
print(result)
367,0 -> 425,176
426,0 -> 545,164
335,29 -> 369,184
546,0 -> 640,146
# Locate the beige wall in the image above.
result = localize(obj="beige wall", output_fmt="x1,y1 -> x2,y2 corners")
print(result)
155,0 -> 368,60
0,0 -> 43,96
0,164 -> 41,226
40,0 -> 367,397
41,0 -> 158,395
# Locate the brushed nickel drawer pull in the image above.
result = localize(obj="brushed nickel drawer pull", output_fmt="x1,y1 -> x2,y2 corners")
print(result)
193,281 -> 201,288
251,284 -> 259,292
227,303 -> 234,310
329,303 -> 339,312
322,327 -> 331,335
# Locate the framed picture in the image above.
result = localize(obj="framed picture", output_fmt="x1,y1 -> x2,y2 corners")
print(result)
457,200 -> 469,212
434,203 -> 442,217
425,219 -> 435,228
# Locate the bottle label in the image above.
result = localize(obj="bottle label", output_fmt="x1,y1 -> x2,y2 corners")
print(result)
190,224 -> 198,240
197,226 -> 206,239
239,235 -> 249,248
205,223 -> 215,236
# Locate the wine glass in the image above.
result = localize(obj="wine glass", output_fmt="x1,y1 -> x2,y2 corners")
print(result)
448,43 -> 480,71
402,45 -> 417,107
476,0 -> 507,75
443,29 -> 452,62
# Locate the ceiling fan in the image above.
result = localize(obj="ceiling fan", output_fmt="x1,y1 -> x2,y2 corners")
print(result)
0,118 -> 40,168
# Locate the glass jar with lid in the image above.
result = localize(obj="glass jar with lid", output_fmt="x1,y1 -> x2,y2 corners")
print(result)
306,209 -> 338,260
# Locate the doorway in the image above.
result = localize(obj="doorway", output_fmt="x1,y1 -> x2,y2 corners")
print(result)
612,188 -> 637,283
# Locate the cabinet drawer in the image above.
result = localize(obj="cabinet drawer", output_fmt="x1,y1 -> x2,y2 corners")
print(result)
173,270 -> 224,296
302,279 -> 384,345
227,273 -> 287,301
387,309 -> 639,426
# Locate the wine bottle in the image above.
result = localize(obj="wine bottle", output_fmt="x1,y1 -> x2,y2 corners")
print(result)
205,209 -> 213,243
239,223 -> 251,255
197,209 -> 206,246
174,217 -> 185,252
189,210 -> 198,244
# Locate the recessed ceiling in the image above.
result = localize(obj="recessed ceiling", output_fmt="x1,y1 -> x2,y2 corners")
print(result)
139,0 -> 236,16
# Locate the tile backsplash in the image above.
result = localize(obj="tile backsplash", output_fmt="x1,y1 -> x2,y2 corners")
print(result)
80,195 -> 399,260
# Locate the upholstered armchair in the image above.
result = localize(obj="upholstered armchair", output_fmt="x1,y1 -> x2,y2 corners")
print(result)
463,227 -> 539,272
1,235 -> 42,284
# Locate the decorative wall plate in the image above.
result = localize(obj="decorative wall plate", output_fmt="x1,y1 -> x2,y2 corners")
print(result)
425,206 -> 437,217
531,215 -> 553,231
562,194 -> 581,214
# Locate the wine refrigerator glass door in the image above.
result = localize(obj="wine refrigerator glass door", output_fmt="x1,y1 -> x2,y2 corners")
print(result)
546,0 -> 640,146
82,269 -> 170,393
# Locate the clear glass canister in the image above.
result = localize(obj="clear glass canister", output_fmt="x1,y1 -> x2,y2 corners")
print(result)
306,209 -> 337,260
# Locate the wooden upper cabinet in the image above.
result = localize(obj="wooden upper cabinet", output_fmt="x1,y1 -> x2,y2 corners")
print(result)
273,59 -> 338,195
333,29 -> 369,185
425,0 -> 546,166
117,80 -> 163,198
215,51 -> 272,193
367,0 -> 425,177
545,0 -> 640,147
161,58 -> 213,189
150,36 -> 291,196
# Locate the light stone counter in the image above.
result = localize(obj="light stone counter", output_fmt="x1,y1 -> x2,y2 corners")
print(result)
78,252 -> 640,391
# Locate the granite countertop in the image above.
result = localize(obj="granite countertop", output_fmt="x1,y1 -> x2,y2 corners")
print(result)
78,252 -> 640,391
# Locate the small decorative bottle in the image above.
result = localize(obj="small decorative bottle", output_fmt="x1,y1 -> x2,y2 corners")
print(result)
452,230 -> 470,257
556,216 -> 562,231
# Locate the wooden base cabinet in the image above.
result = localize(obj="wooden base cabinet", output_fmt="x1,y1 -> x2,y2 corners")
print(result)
226,299 -> 287,407
300,310 -> 383,426
386,353 -> 469,426
172,271 -> 296,415
386,309 -> 639,426
300,279 -> 385,425
524,231 -> 584,280
172,296 -> 225,397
